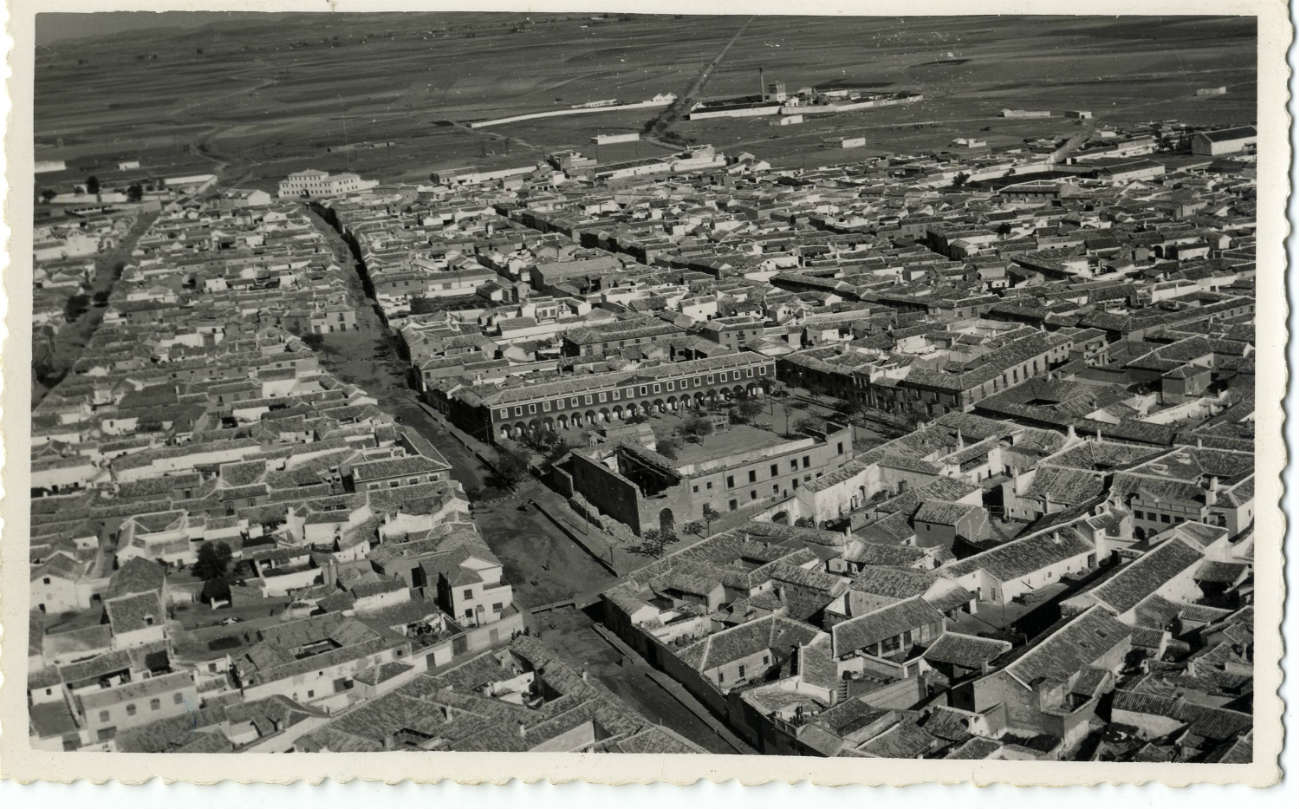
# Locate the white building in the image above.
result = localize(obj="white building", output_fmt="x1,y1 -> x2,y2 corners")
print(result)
1190,126 -> 1258,156
277,169 -> 379,198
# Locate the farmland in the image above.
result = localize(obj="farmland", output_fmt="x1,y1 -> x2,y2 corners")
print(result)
36,13 -> 1256,188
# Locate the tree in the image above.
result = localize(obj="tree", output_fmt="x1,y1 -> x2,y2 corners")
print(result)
683,520 -> 705,537
193,541 -> 233,583
950,171 -> 970,189
834,397 -> 862,417
702,504 -> 720,536
656,435 -> 681,460
84,175 -> 100,195
39,188 -> 56,203
792,416 -> 820,435
64,294 -> 90,322
201,577 -> 232,606
126,183 -> 144,202
641,528 -> 665,558
733,397 -> 764,423
495,448 -> 530,490
680,413 -> 714,441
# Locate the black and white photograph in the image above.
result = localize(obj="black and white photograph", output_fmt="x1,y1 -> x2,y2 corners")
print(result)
1,0 -> 1287,789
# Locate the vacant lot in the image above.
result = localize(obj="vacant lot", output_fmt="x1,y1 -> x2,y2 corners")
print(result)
37,14 -> 1254,187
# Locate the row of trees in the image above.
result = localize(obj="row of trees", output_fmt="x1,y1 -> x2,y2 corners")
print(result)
39,179 -> 144,204
638,504 -> 721,559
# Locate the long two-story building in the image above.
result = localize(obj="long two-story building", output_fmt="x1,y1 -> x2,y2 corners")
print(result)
451,351 -> 777,443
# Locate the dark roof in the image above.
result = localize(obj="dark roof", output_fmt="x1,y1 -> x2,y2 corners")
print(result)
923,632 -> 1012,669
832,597 -> 945,657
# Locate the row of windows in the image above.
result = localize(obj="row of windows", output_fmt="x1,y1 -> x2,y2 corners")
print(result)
501,365 -> 769,418
365,474 -> 439,490
725,475 -> 818,510
97,691 -> 184,722
718,653 -> 770,684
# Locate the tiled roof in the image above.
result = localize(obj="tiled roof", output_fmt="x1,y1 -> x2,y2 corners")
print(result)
923,632 -> 1012,669
1005,607 -> 1131,688
831,596 -> 945,657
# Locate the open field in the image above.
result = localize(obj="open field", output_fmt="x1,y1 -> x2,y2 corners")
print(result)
36,14 -> 1254,189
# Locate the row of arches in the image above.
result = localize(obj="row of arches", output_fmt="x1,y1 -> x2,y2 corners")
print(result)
497,384 -> 763,441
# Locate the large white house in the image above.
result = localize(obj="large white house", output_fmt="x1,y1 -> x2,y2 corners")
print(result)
277,169 -> 378,198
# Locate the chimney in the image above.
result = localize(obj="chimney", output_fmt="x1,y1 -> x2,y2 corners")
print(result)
955,429 -> 965,448
1066,424 -> 1077,442
518,721 -> 527,739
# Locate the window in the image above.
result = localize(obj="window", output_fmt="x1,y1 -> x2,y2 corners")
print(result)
706,481 -> 713,490
571,397 -> 579,408
748,470 -> 757,483
802,456 -> 811,468
150,698 -> 161,711
837,442 -> 844,455
42,577 -> 50,585
773,485 -> 779,495
307,690 -> 315,699
598,392 -> 606,403
652,384 -> 661,394
99,710 -> 110,723
666,381 -> 675,391
692,485 -> 699,493
173,693 -> 183,705
463,588 -> 473,599
499,409 -> 509,419
612,390 -> 620,400
733,371 -> 741,381
626,388 -> 634,398
528,403 -> 536,414
465,609 -> 473,619
514,406 -> 523,416
790,460 -> 799,471
729,499 -> 738,511
492,602 -> 503,612
750,491 -> 757,500
707,374 -> 715,384
694,377 -> 702,387
759,366 -> 767,375
1160,514 -> 1171,524
639,386 -> 648,396
585,394 -> 593,405
542,401 -> 551,412
738,664 -> 746,679
126,704 -> 137,717
746,368 -> 754,378
727,475 -> 735,488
